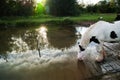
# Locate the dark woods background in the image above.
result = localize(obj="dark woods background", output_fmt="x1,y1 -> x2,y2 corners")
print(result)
0,0 -> 34,16
0,0 -> 120,17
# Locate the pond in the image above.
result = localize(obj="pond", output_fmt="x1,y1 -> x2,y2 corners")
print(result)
0,25 -> 94,80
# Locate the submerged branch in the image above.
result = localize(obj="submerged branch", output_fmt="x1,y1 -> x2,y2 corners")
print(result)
37,38 -> 41,57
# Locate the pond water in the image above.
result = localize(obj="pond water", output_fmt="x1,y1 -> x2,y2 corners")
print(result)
0,25 -> 94,80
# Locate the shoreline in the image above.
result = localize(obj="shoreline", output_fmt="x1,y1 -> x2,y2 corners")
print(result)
0,13 -> 116,27
0,21 -> 97,27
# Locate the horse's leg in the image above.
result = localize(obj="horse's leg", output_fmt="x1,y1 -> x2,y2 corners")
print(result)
102,46 -> 107,58
100,42 -> 107,58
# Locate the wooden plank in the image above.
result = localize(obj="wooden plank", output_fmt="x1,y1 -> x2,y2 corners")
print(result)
84,54 -> 120,77
102,63 -> 113,72
105,57 -> 116,62
115,61 -> 120,66
114,61 -> 120,72
108,63 -> 117,73
109,61 -> 120,69
100,65 -> 107,74
116,59 -> 120,64
99,55 -> 120,74
85,61 -> 102,76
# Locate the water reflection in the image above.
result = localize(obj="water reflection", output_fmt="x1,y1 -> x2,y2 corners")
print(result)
0,28 -> 14,54
75,26 -> 88,36
47,25 -> 77,48
0,25 -> 95,80
8,25 -> 78,54
11,37 -> 29,53
0,25 -> 88,55
0,25 -> 89,59
36,26 -> 49,48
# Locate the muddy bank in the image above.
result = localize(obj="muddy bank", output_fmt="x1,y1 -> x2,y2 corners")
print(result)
0,20 -> 96,28
76,21 -> 96,27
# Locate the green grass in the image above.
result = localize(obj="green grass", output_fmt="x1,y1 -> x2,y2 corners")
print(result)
71,13 -> 116,22
0,13 -> 117,27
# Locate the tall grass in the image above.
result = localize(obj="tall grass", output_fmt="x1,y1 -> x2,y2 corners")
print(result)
0,13 -> 117,27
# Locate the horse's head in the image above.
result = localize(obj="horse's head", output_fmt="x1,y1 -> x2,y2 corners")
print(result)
77,42 -> 105,62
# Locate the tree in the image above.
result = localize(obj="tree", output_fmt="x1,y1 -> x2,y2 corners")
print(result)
108,0 -> 117,13
0,0 -> 8,16
96,0 -> 116,13
35,3 -> 45,15
0,0 -> 35,17
116,0 -> 120,13
97,0 -> 109,13
46,0 -> 79,16
14,0 -> 35,16
86,4 -> 98,13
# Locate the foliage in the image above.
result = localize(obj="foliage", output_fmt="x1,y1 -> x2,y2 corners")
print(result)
116,0 -> 120,13
98,0 -> 116,13
46,0 -> 80,16
0,0 -> 35,17
86,5 -> 98,13
35,3 -> 45,15
0,0 -> 119,17
0,13 -> 116,27
85,0 -> 117,13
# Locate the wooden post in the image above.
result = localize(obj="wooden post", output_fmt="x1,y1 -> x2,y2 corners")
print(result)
37,38 -> 41,57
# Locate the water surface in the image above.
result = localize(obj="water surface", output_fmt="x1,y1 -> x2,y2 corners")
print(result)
0,25 -> 94,80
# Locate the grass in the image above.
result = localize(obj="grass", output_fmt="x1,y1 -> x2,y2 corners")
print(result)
71,13 -> 116,22
0,13 -> 117,27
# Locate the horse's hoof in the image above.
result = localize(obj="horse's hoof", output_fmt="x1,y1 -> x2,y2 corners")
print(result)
77,59 -> 83,62
95,58 -> 105,63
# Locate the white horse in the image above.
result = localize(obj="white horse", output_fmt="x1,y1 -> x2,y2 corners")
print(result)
78,41 -> 105,62
78,20 -> 120,62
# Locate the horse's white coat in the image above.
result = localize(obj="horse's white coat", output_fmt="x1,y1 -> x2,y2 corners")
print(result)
77,42 -> 104,61
80,20 -> 120,48
78,20 -> 120,62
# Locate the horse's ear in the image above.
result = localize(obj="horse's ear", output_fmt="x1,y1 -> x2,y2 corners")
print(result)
79,45 -> 85,51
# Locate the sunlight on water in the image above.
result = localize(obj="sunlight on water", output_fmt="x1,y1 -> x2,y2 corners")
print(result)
36,26 -> 49,48
0,25 -> 90,80
11,37 -> 29,53
75,26 -> 88,36
0,46 -> 81,80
